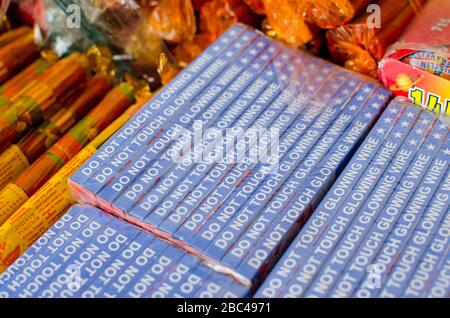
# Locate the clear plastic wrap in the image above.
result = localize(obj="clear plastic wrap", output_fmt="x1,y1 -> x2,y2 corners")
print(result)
54,0 -> 180,85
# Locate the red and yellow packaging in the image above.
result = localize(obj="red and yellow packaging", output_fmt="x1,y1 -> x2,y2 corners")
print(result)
0,96 -> 150,273
379,0 -> 450,116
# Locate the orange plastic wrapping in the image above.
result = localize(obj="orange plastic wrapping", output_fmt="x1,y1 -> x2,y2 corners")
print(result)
142,0 -> 197,44
200,0 -> 259,41
262,0 -> 317,48
243,0 -> 265,14
326,0 -> 425,77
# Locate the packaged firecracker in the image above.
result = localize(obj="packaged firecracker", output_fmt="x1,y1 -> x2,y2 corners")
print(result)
54,0 -> 180,85
379,0 -> 450,116
0,0 -> 10,34
0,82 -> 136,223
0,89 -> 150,273
0,52 -> 90,152
0,51 -> 58,111
262,0 -> 318,49
0,27 -> 40,82
0,26 -> 30,48
243,0 -> 264,15
172,33 -> 212,66
199,0 -> 259,41
0,75 -> 112,190
173,0 -> 259,66
302,0 -> 371,29
326,0 -> 425,77
141,0 -> 197,44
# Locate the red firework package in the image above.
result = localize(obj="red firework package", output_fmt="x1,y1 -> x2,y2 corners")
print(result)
379,0 -> 450,116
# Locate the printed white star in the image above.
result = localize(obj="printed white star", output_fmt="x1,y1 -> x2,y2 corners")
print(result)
401,121 -> 409,127
421,118 -> 431,125
295,58 -> 302,64
331,83 -> 340,90
316,75 -> 324,82
342,89 -> 350,95
281,54 -> 290,60
323,93 -> 332,100
378,94 -> 387,100
280,75 -> 288,81
267,71 -> 274,77
241,57 -> 249,64
349,80 -> 357,87
225,51 -> 233,57
235,43 -> 243,49
439,123 -> 448,130
427,144 -> 436,151
444,148 -> 450,155
275,61 -> 282,68
229,30 -> 237,36
257,41 -> 265,48
394,132 -> 403,139
335,98 -> 344,105
416,128 -> 424,135
242,35 -> 250,41
250,49 -> 258,55
406,111 -> 415,118
308,85 -> 315,91
363,87 -> 371,93
384,117 -> 392,124
357,95 -> 365,101
364,112 -> 372,119
252,63 -> 261,69
372,102 -> 381,110
377,128 -> 385,134
261,54 -> 270,60
409,139 -> 417,146
349,105 -> 358,111
288,65 -> 294,72
433,133 -> 442,140
212,46 -> 220,52
221,38 -> 230,43
389,107 -> 398,114
268,47 -> 276,53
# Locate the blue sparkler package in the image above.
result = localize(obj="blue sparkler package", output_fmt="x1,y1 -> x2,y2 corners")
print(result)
255,99 -> 450,298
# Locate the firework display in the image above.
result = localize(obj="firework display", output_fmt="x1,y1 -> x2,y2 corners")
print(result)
256,98 -> 449,298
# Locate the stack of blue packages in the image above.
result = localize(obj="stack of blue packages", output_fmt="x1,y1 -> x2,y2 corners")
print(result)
256,97 -> 450,298
0,204 -> 250,298
67,23 -> 392,291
